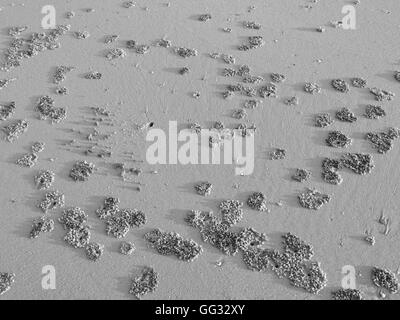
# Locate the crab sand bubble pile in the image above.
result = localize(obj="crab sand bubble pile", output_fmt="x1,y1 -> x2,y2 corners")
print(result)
0,273 -> 15,296
144,229 -> 203,262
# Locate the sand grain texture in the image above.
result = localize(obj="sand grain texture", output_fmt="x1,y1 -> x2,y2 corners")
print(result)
1,0 -> 400,300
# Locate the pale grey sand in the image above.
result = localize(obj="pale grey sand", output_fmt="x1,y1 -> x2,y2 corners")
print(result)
1,0 -> 400,300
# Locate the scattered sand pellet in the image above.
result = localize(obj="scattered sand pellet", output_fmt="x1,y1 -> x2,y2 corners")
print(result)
1,25 -> 70,72
364,232 -> 376,246
220,200 -> 244,225
243,75 -> 264,84
341,153 -> 374,175
285,96 -> 299,106
30,216 -> 54,238
223,68 -> 236,77
192,91 -> 201,99
336,107 -> 357,123
129,266 -> 159,299
0,78 -> 16,90
364,105 -> 385,119
85,71 -> 102,80
31,142 -> 45,153
315,113 -> 334,127
237,65 -> 250,77
351,77 -> 367,88
120,241 -> 135,255
3,119 -> 28,142
394,71 -> 400,82
75,31 -> 90,39
65,11 -> 75,19
292,169 -> 311,182
199,14 -> 212,22
298,189 -> 331,210
227,83 -> 256,97
104,34 -> 119,44
270,148 -> 286,160
326,131 -> 352,148
64,225 -> 91,248
69,160 -> 95,181
188,122 -> 201,134
332,288 -> 363,300
156,38 -> 172,48
123,1 -> 136,8
321,168 -> 343,185
232,109 -> 247,119
221,54 -> 236,65
38,190 -> 65,213
126,40 -> 137,49
369,87 -> 395,101
59,207 -> 88,230
53,66 -> 74,84
106,48 -> 126,60
371,267 -> 399,294
175,47 -> 198,58
243,21 -> 261,29
322,158 -> 343,172
365,128 -> 399,154
237,228 -> 267,251
243,99 -> 260,109
247,192 -> 268,212
9,26 -> 28,37
34,170 -> 55,190
0,102 -> 16,121
243,233 -> 327,294
236,123 -> 256,137
36,96 -> 66,123
222,90 -> 234,99
195,182 -> 213,196
96,197 -> 146,238
304,82 -> 321,94
133,44 -> 150,55
186,210 -> 240,256
144,228 -> 203,262
270,73 -> 286,83
259,83 -> 278,98
0,273 -> 15,295
96,197 -> 120,220
331,79 -> 349,93
85,243 -> 104,261
213,121 -> 225,130
55,86 -> 68,95
106,216 -> 130,238
179,67 -> 190,75
239,36 -> 265,50
16,153 -> 38,168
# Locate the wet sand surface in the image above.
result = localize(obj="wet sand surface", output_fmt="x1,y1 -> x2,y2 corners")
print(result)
1,0 -> 400,300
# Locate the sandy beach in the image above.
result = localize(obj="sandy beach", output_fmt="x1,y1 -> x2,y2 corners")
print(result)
1,0 -> 400,300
